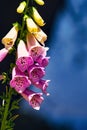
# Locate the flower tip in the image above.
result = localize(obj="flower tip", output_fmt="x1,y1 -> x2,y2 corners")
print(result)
46,93 -> 50,96
17,1 -> 26,14
34,0 -> 45,6
34,106 -> 40,110
45,47 -> 49,51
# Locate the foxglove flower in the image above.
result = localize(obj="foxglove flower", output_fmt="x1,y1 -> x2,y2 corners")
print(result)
2,24 -> 18,49
33,27 -> 47,45
28,65 -> 45,82
10,67 -> 31,93
27,33 -> 49,60
21,89 -> 44,110
35,79 -> 50,95
0,48 -> 9,62
16,40 -> 34,72
17,1 -> 26,13
35,55 -> 50,67
31,7 -> 45,26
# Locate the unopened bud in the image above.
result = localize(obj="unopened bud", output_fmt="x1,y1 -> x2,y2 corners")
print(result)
34,0 -> 44,6
17,1 -> 26,13
31,7 -> 45,26
26,16 -> 40,33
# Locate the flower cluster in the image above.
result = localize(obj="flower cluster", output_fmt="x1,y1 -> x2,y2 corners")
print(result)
0,0 -> 50,110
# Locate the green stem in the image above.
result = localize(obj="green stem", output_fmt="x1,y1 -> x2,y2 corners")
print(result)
19,0 -> 29,39
1,88 -> 12,130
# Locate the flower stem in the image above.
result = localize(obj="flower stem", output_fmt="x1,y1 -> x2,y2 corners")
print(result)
1,87 -> 12,130
19,0 -> 29,40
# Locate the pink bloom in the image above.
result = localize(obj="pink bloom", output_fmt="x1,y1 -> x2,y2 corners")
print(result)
28,65 -> 45,82
21,89 -> 44,110
27,33 -> 49,60
35,55 -> 50,67
10,67 -> 31,93
0,48 -> 9,62
16,40 -> 34,72
35,79 -> 50,95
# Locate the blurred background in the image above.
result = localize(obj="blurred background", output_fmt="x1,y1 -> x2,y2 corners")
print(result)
0,0 -> 87,130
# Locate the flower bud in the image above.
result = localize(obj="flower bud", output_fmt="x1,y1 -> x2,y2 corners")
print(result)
26,16 -> 40,33
31,7 -> 45,26
34,0 -> 44,6
17,1 -> 26,13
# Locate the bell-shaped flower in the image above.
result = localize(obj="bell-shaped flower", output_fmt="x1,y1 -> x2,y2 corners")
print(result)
27,33 -> 49,60
28,65 -> 45,82
34,0 -> 44,5
31,7 -> 45,26
35,79 -> 50,95
10,67 -> 31,93
0,48 -> 9,62
26,16 -> 40,33
35,55 -> 50,67
17,1 -> 26,13
2,24 -> 19,49
33,28 -> 47,45
16,40 -> 34,72
21,89 -> 44,110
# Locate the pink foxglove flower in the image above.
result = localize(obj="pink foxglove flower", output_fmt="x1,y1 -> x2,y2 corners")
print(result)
10,67 -> 31,93
21,89 -> 44,110
2,24 -> 18,49
35,79 -> 50,95
16,40 -> 34,72
0,48 -> 9,62
28,65 -> 45,82
35,55 -> 50,67
27,33 -> 49,60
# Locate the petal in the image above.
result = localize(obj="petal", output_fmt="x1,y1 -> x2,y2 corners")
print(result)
16,56 -> 34,72
26,17 -> 40,33
21,89 -> 44,110
10,76 -> 31,93
2,25 -> 18,49
17,40 -> 29,58
33,28 -> 47,45
28,65 -> 45,82
0,48 -> 8,62
27,33 -> 40,51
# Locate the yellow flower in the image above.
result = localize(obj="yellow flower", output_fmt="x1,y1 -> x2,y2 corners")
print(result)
26,16 -> 40,33
17,1 -> 26,13
2,24 -> 19,49
33,28 -> 47,45
34,0 -> 44,6
31,7 -> 45,26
